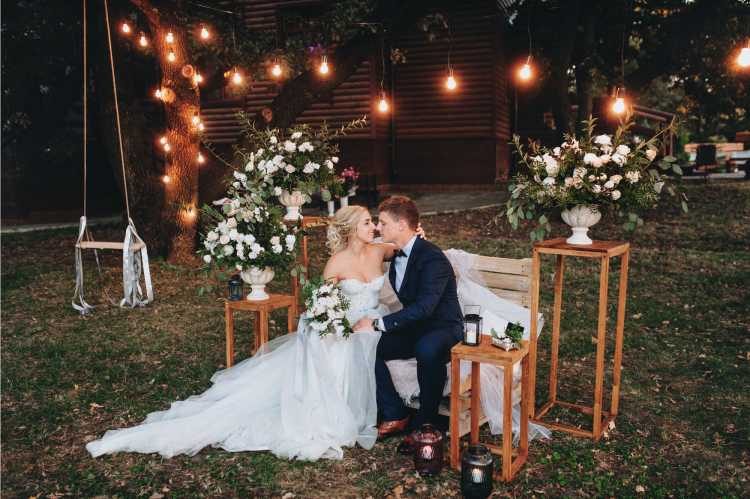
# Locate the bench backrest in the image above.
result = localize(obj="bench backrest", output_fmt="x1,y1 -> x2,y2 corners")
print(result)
469,255 -> 532,308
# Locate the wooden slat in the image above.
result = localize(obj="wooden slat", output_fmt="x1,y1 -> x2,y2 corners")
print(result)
77,240 -> 145,251
479,272 -> 531,292
489,288 -> 530,307
472,255 -> 531,275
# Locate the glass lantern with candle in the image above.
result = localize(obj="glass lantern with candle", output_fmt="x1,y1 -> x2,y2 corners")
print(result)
463,305 -> 482,346
412,424 -> 444,476
228,274 -> 243,301
460,444 -> 494,498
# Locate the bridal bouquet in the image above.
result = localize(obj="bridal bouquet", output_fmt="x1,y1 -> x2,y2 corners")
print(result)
505,116 -> 688,241
302,277 -> 353,339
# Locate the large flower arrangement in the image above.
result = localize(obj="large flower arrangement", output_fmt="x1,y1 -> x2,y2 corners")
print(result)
505,117 -> 688,241
199,179 -> 297,272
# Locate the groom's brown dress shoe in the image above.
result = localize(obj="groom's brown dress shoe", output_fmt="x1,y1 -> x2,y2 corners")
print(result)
377,417 -> 409,438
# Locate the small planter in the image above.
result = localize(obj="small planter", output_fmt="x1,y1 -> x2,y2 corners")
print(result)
240,266 -> 275,301
491,336 -> 519,351
278,190 -> 306,221
561,205 -> 601,245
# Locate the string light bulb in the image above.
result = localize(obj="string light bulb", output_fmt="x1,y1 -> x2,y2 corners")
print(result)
231,68 -> 243,85
518,56 -> 533,82
197,152 -> 205,164
165,31 -> 174,44
184,207 -> 197,221
121,22 -> 131,35
445,68 -> 457,91
271,61 -> 283,78
154,88 -> 163,100
138,33 -> 148,47
162,174 -> 171,184
159,135 -> 168,145
193,72 -> 203,85
737,44 -> 750,68
318,56 -> 330,76
191,113 -> 201,126
611,87 -> 627,115
163,142 -> 171,152
200,25 -> 210,40
197,122 -> 205,132
167,48 -> 176,63
377,92 -> 390,113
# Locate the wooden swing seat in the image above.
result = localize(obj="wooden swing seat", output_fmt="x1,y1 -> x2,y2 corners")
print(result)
76,240 -> 145,251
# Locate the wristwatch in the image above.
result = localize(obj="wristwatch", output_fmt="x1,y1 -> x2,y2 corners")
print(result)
373,319 -> 383,332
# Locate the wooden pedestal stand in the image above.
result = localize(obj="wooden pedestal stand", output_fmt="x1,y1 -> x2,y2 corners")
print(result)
528,238 -> 630,441
289,216 -> 328,311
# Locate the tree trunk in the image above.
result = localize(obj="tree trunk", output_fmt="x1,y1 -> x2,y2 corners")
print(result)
575,0 -> 596,131
547,0 -> 582,136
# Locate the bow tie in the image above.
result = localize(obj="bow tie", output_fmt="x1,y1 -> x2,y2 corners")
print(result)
394,249 -> 407,258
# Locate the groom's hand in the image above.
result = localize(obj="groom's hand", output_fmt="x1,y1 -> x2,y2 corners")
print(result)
353,317 -> 374,332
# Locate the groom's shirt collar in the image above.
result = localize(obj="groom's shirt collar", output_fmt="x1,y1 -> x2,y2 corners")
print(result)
401,235 -> 418,258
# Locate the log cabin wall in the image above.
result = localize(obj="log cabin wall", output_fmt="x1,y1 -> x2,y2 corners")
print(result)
201,0 -> 510,190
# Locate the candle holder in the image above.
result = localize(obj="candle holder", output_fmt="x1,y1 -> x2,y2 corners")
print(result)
463,305 -> 482,346
412,424 -> 444,476
228,274 -> 243,301
461,444 -> 494,498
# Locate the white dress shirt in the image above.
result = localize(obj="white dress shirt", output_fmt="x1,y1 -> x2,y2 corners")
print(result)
378,235 -> 417,332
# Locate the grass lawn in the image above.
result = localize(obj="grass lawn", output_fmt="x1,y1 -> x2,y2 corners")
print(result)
2,182 -> 749,498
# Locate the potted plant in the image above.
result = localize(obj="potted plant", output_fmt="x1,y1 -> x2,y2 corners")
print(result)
504,116 -> 688,244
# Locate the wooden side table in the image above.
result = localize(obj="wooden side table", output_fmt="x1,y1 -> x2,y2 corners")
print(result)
449,336 -> 530,482
528,238 -> 630,441
224,294 -> 297,367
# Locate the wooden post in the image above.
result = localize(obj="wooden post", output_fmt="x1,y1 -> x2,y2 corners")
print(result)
611,249 -> 629,416
528,248 -> 541,415
549,255 -> 565,404
449,353 -> 461,470
225,303 -> 234,368
593,256 -> 610,440
502,361 -> 513,481
470,361 -> 481,443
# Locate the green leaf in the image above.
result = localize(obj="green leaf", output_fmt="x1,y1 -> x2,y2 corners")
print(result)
539,214 -> 548,224
672,164 -> 683,175
663,155 -> 677,163
517,207 -> 524,220
681,200 -> 689,213
628,213 -> 638,222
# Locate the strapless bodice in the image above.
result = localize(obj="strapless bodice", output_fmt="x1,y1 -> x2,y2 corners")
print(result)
338,274 -> 386,324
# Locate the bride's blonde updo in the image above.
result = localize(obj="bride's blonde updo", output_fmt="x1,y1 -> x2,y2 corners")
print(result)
326,205 -> 369,254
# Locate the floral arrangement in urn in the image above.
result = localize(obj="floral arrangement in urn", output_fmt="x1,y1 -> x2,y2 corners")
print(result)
199,183 -> 298,300
504,117 -> 688,244
340,166 -> 360,195
236,115 -> 366,220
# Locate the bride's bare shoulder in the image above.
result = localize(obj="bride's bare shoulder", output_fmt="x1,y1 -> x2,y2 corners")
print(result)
323,250 -> 348,280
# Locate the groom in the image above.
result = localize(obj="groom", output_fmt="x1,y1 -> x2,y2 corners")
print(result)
353,195 -> 463,452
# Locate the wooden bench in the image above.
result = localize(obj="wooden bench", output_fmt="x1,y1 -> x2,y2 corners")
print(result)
387,253 -> 533,437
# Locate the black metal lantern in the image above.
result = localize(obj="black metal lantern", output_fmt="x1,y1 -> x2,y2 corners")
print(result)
463,305 -> 482,346
228,274 -> 243,301
461,444 -> 494,498
412,424 -> 444,476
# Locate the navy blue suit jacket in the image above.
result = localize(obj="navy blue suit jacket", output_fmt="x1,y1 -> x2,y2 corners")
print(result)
383,237 -> 463,338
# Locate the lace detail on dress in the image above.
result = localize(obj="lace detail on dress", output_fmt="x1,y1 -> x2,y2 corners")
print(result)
338,274 -> 386,324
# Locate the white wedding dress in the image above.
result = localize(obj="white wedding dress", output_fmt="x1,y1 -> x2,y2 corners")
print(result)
87,252 -> 549,461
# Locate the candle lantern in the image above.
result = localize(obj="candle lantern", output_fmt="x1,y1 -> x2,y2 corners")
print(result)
228,274 -> 243,301
412,424 -> 444,476
463,305 -> 482,346
460,444 -> 494,498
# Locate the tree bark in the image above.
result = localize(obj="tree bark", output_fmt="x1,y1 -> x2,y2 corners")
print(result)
547,0 -> 582,135
574,0 -> 597,130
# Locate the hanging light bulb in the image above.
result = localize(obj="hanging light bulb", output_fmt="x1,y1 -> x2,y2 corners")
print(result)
193,72 -> 203,85
611,87 -> 627,115
518,56 -> 533,82
184,206 -> 197,221
159,135 -> 168,145
165,31 -> 174,44
737,44 -> 750,68
161,174 -> 171,184
163,142 -> 171,152
318,55 -> 330,76
271,61 -> 283,79
445,68 -> 457,91
154,88 -> 163,100
231,68 -> 243,85
138,33 -> 149,47
200,25 -> 210,40
192,113 -> 201,126
197,152 -> 205,164
197,122 -> 205,132
377,92 -> 390,113
121,22 -> 131,35
167,48 -> 176,63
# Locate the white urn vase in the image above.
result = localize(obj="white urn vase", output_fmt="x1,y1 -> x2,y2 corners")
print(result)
340,196 -> 349,208
278,189 -> 306,221
560,205 -> 601,245
240,266 -> 275,301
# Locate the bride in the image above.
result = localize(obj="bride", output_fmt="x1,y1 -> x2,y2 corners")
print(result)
86,205 -> 546,461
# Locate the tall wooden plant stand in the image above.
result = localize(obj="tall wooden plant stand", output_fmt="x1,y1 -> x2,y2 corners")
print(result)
528,238 -> 630,441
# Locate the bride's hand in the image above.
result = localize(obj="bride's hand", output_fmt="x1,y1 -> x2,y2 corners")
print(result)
353,317 -> 374,332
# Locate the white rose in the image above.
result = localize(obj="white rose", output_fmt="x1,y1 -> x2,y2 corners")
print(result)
299,141 -> 314,152
594,134 -> 612,146
203,254 -> 212,263
599,173 -> 607,181
291,131 -> 302,140
219,234 -> 230,245
232,181 -> 240,189
269,136 -> 278,144
625,170 -> 640,184
243,234 -> 256,245
226,217 -> 237,228
564,177 -> 574,187
654,181 -> 664,193
553,147 -> 561,157
270,236 -> 280,245
592,184 -> 602,193
592,156 -> 604,168
284,141 -> 296,152
223,245 -> 234,256
604,180 -> 615,189
233,171 -> 247,182
272,244 -> 282,254
235,264 -> 243,270
615,144 -> 631,156
325,159 -> 334,170
285,165 -> 296,173
332,156 -> 339,163
542,176 -> 556,186
228,228 -> 239,240
257,148 -> 265,156
573,166 -> 587,178
543,154 -> 559,176
583,153 -> 598,166
245,156 -> 255,172
303,162 -> 317,174
207,231 -> 218,241
646,149 -> 657,161
610,174 -> 623,184
274,187 -> 282,196
611,153 -> 626,166
588,175 -> 596,181
285,234 -> 296,250
611,189 -> 621,200
599,154 -> 611,164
